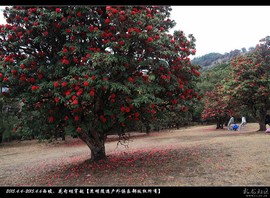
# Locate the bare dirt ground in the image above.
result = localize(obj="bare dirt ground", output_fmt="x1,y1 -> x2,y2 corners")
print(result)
0,123 -> 269,187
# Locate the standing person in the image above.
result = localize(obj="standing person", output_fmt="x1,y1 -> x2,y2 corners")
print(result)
227,116 -> 234,131
239,116 -> 247,130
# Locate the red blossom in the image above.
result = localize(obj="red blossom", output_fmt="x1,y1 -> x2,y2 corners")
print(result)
61,82 -> 67,87
119,15 -> 126,21
49,116 -> 54,123
38,74 -> 43,79
119,41 -> 125,46
89,90 -> 95,96
128,77 -> 134,83
172,99 -> 178,104
83,81 -> 89,87
65,91 -> 71,96
62,59 -> 69,65
72,100 -> 78,105
146,25 -> 152,31
43,31 -> 48,36
72,95 -> 77,100
74,115 -> 79,121
20,64 -> 25,69
161,75 -> 166,80
89,26 -> 94,32
125,107 -> 130,113
54,97 -> 60,103
99,115 -> 107,123
76,90 -> 82,96
134,112 -> 139,117
147,37 -> 153,42
20,76 -> 26,81
54,81 -> 59,88
120,106 -> 126,112
31,85 -> 39,91
11,69 -> 17,75
105,18 -> 110,24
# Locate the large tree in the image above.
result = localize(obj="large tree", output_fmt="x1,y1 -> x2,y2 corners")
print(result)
0,6 -> 200,161
223,36 -> 270,131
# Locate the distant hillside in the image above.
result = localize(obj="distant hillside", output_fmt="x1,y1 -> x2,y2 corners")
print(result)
191,47 -> 255,69
192,52 -> 223,67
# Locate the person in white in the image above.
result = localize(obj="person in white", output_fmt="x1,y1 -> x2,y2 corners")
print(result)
239,116 -> 247,130
227,116 -> 234,130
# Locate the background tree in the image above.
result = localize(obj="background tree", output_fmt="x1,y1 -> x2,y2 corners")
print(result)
201,84 -> 235,129
198,62 -> 231,92
194,62 -> 231,125
223,36 -> 270,131
0,6 -> 200,161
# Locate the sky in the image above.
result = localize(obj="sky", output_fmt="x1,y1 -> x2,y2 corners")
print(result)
0,6 -> 269,58
170,6 -> 270,57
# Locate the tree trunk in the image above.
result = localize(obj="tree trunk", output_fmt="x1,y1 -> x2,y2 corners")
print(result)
216,117 -> 222,129
61,131 -> 65,141
78,130 -> 107,161
258,120 -> 266,131
146,125 -> 150,134
257,112 -> 267,131
176,122 -> 180,129
90,143 -> 106,161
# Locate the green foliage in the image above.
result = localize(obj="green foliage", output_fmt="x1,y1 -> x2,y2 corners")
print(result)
192,52 -> 223,67
198,62 -> 231,93
0,96 -> 21,142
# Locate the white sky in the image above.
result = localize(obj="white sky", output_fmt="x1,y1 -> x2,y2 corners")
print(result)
0,7 -> 5,24
170,6 -> 270,57
0,6 -> 269,58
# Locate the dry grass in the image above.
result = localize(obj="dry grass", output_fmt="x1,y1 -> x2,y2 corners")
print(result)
0,123 -> 269,186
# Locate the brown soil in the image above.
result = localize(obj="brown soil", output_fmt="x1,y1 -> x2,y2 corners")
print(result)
0,123 -> 269,186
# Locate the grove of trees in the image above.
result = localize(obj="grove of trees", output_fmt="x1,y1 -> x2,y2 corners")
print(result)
0,6 -> 269,162
200,36 -> 270,131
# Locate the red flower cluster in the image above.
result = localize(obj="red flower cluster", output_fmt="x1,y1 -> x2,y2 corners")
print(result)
120,106 -> 131,113
99,115 -> 107,123
31,85 -> 39,91
89,89 -> 95,96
